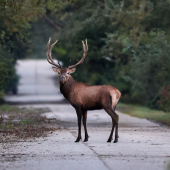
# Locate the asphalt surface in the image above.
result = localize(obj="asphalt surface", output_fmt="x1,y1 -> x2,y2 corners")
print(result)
1,60 -> 170,170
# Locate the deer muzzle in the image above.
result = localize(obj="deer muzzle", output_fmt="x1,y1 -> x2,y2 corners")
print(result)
60,75 -> 66,83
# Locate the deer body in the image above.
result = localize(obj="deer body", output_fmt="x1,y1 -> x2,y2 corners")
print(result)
46,38 -> 121,143
60,76 -> 120,111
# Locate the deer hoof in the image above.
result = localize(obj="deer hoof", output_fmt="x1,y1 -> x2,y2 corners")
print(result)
84,139 -> 88,142
75,138 -> 81,142
113,139 -> 118,143
107,138 -> 112,142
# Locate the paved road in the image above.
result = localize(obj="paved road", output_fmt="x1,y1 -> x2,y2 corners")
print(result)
4,60 -> 64,104
1,60 -> 170,170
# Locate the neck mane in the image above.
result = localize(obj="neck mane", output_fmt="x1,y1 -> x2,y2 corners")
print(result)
59,76 -> 76,99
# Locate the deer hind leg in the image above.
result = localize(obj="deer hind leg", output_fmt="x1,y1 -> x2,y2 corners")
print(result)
104,107 -> 116,142
106,108 -> 119,143
108,117 -> 115,142
111,92 -> 120,143
114,106 -> 119,143
104,93 -> 120,143
113,108 -> 119,143
75,108 -> 82,142
82,110 -> 89,142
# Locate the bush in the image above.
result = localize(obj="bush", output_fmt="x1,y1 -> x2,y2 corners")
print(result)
158,86 -> 170,112
0,56 -> 15,98
130,32 -> 170,108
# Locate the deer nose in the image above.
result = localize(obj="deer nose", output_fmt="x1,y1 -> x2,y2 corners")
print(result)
60,75 -> 65,80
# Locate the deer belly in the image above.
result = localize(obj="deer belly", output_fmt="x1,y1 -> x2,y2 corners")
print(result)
82,100 -> 102,110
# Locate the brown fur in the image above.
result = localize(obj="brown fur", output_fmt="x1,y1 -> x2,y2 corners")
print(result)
47,39 -> 121,143
53,68 -> 121,143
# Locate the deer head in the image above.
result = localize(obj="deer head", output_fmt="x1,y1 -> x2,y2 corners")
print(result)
46,38 -> 88,83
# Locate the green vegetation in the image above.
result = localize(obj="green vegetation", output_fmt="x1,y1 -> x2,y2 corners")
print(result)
35,0 -> 170,111
1,0 -> 170,112
0,0 -> 43,97
0,104 -> 19,112
117,103 -> 170,126
0,0 -> 69,98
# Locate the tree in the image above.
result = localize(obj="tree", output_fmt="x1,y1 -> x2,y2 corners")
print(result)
0,0 -> 69,97
4,0 -> 170,110
130,32 -> 170,108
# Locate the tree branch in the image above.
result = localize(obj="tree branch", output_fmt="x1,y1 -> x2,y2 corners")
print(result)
43,15 -> 62,30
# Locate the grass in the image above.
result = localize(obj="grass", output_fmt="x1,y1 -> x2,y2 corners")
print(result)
117,103 -> 170,126
0,104 -> 20,112
0,105 -> 57,143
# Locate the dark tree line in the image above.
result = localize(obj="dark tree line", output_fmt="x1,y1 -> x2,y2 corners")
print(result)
1,0 -> 170,111
49,0 -> 170,110
0,0 -> 67,97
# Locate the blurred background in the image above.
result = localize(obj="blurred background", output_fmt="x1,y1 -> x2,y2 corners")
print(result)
1,0 -> 170,112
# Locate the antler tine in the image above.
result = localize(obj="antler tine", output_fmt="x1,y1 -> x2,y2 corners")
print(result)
86,39 -> 88,51
67,59 -> 71,68
68,39 -> 88,69
46,38 -> 61,68
46,38 -> 50,51
58,61 -> 61,67
46,38 -> 53,65
82,40 -> 85,51
50,39 -> 58,52
82,39 -> 88,51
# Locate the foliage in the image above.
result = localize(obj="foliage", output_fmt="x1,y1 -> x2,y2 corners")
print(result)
130,32 -> 170,108
101,0 -> 170,109
51,0 -> 119,86
0,56 -> 15,97
158,86 -> 170,112
0,0 -> 69,97
35,0 -> 169,110
0,0 -> 43,96
2,0 -> 170,111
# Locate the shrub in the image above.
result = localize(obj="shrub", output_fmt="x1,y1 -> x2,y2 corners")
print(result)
0,56 -> 15,98
158,86 -> 170,112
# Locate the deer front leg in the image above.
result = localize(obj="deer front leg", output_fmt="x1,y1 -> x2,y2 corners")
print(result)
82,110 -> 89,142
75,108 -> 82,142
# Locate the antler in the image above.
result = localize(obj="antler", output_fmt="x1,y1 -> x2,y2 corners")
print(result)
46,38 -> 61,68
68,39 -> 88,69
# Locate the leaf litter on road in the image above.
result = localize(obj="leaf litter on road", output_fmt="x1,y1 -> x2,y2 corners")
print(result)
0,105 -> 58,143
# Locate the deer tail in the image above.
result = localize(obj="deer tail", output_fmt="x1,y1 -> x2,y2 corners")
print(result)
110,89 -> 121,110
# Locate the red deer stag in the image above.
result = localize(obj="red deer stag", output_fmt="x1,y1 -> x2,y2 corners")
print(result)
46,38 -> 121,143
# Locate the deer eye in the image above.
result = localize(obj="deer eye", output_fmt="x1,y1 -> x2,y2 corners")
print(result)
67,72 -> 70,74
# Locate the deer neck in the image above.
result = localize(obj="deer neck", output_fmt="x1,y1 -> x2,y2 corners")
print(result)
59,76 -> 75,99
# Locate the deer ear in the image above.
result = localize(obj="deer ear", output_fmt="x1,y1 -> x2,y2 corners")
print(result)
69,68 -> 76,74
52,67 -> 60,74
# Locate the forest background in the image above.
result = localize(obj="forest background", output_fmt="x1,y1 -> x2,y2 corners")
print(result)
1,0 -> 170,112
